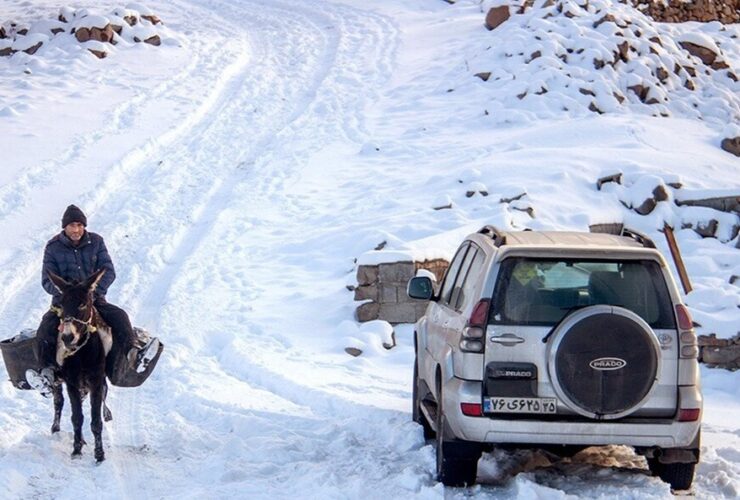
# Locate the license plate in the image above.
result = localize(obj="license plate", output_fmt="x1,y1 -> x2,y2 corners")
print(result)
483,397 -> 557,414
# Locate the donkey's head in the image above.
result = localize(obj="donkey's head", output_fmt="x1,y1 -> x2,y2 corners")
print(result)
48,269 -> 106,357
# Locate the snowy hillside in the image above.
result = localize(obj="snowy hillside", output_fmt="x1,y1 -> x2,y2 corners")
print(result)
0,0 -> 738,498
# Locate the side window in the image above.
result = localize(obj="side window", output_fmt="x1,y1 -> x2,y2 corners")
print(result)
440,244 -> 469,306
450,248 -> 477,310
455,247 -> 486,310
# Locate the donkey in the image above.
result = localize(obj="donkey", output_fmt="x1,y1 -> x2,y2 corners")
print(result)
47,269 -> 113,462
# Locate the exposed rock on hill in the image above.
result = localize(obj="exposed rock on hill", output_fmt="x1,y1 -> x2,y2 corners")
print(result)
474,0 -> 739,127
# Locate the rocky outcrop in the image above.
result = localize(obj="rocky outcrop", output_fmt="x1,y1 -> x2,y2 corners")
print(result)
1,6 -> 165,59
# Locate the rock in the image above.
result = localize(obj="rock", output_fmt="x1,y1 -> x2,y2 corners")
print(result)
485,6 -> 510,30
356,265 -> 378,286
90,25 -> 115,43
675,194 -> 740,213
679,41 -> 718,66
75,27 -> 91,42
354,284 -> 378,302
355,302 -> 380,322
344,347 -> 362,357
378,303 -> 416,324
616,41 -> 629,63
124,15 -> 138,26
142,14 -> 162,25
634,197 -> 657,215
379,262 -> 415,285
593,14 -> 617,28
695,219 -> 718,238
730,275 -> 739,286
500,192 -> 527,203
597,172 -> 623,190
628,84 -> 649,102
23,41 -> 42,55
474,72 -> 491,81
701,344 -> 740,370
653,184 -> 669,202
721,136 -> 740,157
0,27 -> 6,39
698,334 -> 731,347
144,35 -> 161,46
589,223 -> 624,235
656,66 -> 669,82
0,47 -> 16,57
88,48 -> 107,59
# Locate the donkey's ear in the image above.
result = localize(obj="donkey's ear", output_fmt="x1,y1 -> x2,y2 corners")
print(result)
48,272 -> 70,293
86,269 -> 107,292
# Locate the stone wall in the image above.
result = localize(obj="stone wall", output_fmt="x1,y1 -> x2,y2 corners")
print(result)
699,334 -> 740,371
354,259 -> 449,324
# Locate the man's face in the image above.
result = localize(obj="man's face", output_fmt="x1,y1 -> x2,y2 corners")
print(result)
64,222 -> 85,243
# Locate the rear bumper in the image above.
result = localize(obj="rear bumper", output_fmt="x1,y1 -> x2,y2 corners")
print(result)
443,377 -> 702,448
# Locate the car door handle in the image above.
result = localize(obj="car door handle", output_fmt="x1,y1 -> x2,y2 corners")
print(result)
489,333 -> 525,346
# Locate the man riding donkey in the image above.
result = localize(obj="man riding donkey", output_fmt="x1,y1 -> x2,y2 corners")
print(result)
26,204 -> 160,395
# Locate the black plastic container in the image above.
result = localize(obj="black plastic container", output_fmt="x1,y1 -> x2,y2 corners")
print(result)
0,330 -> 40,390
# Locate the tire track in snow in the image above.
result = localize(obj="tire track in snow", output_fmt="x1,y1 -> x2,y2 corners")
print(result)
103,1 -> 404,496
0,3 -> 251,333
96,1 -> 392,496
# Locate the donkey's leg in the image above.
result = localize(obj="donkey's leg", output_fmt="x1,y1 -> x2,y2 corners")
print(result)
51,382 -> 64,433
102,381 -> 113,422
66,384 -> 85,457
90,382 -> 106,462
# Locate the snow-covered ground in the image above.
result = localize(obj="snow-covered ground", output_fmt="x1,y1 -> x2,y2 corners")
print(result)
0,0 -> 738,498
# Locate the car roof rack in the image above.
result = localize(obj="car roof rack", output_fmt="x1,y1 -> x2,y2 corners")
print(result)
588,223 -> 656,248
621,227 -> 656,248
478,225 -> 507,247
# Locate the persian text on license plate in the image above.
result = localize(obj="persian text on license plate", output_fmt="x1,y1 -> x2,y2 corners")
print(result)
483,397 -> 557,414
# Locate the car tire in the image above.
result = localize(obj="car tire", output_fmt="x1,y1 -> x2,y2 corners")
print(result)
412,358 -> 435,440
647,458 -> 696,490
548,305 -> 661,419
435,386 -> 481,487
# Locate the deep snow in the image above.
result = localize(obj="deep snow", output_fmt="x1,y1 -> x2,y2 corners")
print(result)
0,0 -> 738,498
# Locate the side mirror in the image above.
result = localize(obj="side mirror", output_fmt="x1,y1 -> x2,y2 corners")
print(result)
407,276 -> 434,301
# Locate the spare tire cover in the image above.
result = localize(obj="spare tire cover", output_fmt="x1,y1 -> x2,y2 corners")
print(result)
548,305 -> 660,419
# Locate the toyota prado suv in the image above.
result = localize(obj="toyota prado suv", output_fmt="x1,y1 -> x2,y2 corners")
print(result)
407,226 -> 702,490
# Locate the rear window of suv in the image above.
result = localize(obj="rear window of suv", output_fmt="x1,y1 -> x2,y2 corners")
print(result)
489,258 -> 676,328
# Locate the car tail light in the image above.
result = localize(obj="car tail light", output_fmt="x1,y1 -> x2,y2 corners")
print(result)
460,300 -> 490,353
678,408 -> 701,422
460,403 -> 483,417
675,305 -> 693,331
675,305 -> 698,359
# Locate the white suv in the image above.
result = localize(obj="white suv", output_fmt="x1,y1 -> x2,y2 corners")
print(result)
408,226 -> 702,489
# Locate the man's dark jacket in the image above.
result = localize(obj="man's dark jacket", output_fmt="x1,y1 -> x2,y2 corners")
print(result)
41,231 -> 115,305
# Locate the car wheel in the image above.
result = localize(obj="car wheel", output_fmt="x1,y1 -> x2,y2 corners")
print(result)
412,358 -> 435,440
435,386 -> 480,487
647,458 -> 696,490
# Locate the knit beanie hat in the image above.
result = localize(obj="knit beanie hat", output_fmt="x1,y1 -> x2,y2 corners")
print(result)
61,205 -> 87,228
